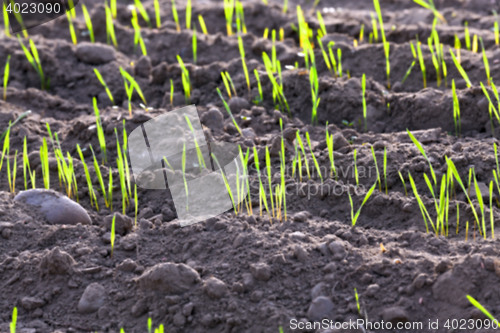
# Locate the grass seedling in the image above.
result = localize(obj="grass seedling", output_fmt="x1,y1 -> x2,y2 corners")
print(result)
467,296 -> 497,322
177,56 -> 191,104
413,0 -> 446,23
131,8 -> 147,56
309,50 -> 320,124
66,11 -> 77,45
134,184 -> 138,225
172,0 -> 180,32
326,129 -> 337,180
3,3 -> 10,37
416,40 -> 426,88
110,214 -> 116,257
82,4 -> 95,43
221,72 -> 233,98
262,52 -> 289,113
373,0 -> 390,88
3,55 -> 10,101
253,69 -> 263,104
464,21 -> 470,50
472,34 -> 478,53
306,132 -> 323,181
110,0 -> 116,18
115,129 -> 128,214
22,137 -> 35,190
450,48 -> 471,88
94,69 -> 114,105
7,149 -> 17,193
296,131 -> 310,180
77,144 -> 98,209
370,146 -> 382,191
480,82 -> 500,135
134,0 -> 151,28
408,172 -> 434,233
317,11 -> 327,37
154,0 -> 161,28
238,36 -> 250,92
223,0 -> 235,36
120,66 -> 147,113
348,182 -> 377,227
407,129 -> 436,187
362,74 -> 367,131
398,171 -> 407,196
105,4 -> 118,48
354,288 -> 361,314
282,0 -> 288,13
184,115 -> 206,171
253,146 -> 270,218
401,60 -> 416,85
371,13 -> 378,42
452,79 -> 461,136
198,15 -> 208,34
473,172 -> 487,239
107,166 -> 113,211
265,146 -> 275,217
40,138 -> 50,189
490,181 -> 495,239
122,120 -> 132,197
216,88 -> 242,135
235,1 -> 247,34
18,37 -> 47,90
90,145 -> 109,207
480,37 -> 491,86
359,24 -> 365,43
10,307 -> 17,333
169,79 -> 174,107
192,27 -> 197,63
93,97 -> 107,164
353,149 -> 359,185
186,0 -> 192,29
337,48 -> 342,77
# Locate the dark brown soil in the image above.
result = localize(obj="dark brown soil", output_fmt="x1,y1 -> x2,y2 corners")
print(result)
1,1 -> 500,333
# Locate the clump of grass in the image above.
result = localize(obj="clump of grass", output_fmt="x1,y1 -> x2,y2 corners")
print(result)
6,148 -> 17,193
348,182 -> 378,227
262,52 -> 289,114
480,82 -> 500,135
353,149 -> 359,185
90,145 -> 109,208
134,184 -> 138,225
176,55 -> 191,104
3,55 -> 10,101
18,37 -> 47,90
253,146 -> 270,218
309,50 -> 320,124
235,1 -> 247,34
480,37 -> 491,86
94,69 -> 114,105
115,129 -> 129,214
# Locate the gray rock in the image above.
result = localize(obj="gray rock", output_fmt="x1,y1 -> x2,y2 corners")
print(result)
293,212 -> 307,222
250,262 -> 272,281
21,297 -> 45,310
241,128 -> 256,139
307,296 -> 334,321
120,233 -> 140,251
332,133 -> 350,150
182,302 -> 194,316
233,234 -> 245,248
250,290 -> 263,302
201,108 -> 224,132
294,244 -> 308,263
311,282 -> 328,299
381,306 -> 409,323
228,97 -> 250,114
103,213 -> 133,235
137,207 -> 154,220
39,247 -> 76,276
135,263 -> 200,294
14,189 -> 91,225
134,56 -> 152,78
366,284 -> 380,297
77,283 -> 106,314
204,277 -> 227,299
76,43 -> 116,65
117,258 -> 138,272
161,206 -> 176,222
242,273 -> 256,291
413,273 -> 428,289
328,241 -> 347,260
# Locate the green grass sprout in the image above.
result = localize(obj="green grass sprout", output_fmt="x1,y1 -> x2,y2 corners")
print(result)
348,182 -> 377,227
172,0 -> 180,32
93,97 -> 107,164
82,4 -> 95,43
94,69 -> 114,105
198,15 -> 208,34
3,55 -> 10,101
110,214 -> 116,257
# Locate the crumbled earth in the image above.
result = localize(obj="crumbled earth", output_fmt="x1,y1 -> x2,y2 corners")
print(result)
1,0 -> 500,332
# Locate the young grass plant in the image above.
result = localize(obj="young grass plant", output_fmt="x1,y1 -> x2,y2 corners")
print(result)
134,0 -> 152,28
18,37 -> 47,90
94,69 -> 114,105
3,2 -> 10,37
198,15 -> 208,34
371,146 -> 382,191
452,79 -> 461,136
66,11 -> 77,45
22,137 -> 35,190
253,69 -> 263,104
407,129 -> 437,187
450,48 -> 472,88
90,145 -> 109,208
110,214 -> 116,257
373,0 -> 390,88
416,40 -> 426,88
325,128 -> 337,180
296,131 -> 310,180
223,0 -> 235,36
171,0 -> 180,32
466,296 -> 498,322
6,149 -> 17,193
105,4 -> 118,48
39,138 -> 50,189
348,182 -> 378,227
186,0 -> 192,29
305,132 -> 322,181
10,307 -> 17,333
3,55 -> 10,101
154,0 -> 161,28
176,56 -> 191,104
238,36 -> 250,93
82,4 -> 95,43
361,74 -> 367,131
77,144 -> 98,209
120,67 -> 147,114
216,88 -> 242,135
93,98 -> 107,165
192,27 -> 197,63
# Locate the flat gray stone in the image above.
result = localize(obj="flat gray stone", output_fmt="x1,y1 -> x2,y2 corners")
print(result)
76,43 -> 116,65
14,189 -> 91,225
78,283 -> 106,314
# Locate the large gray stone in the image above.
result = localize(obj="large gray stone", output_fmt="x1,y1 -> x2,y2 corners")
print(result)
14,189 -> 91,225
78,283 -> 106,314
135,263 -> 200,294
307,296 -> 334,321
76,43 -> 116,65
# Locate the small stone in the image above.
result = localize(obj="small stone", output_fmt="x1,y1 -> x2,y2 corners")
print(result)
78,283 -> 106,314
39,247 -> 76,276
97,306 -> 109,320
173,312 -> 186,326
14,189 -> 91,225
232,282 -> 244,293
21,296 -> 45,310
323,262 -> 336,273
204,277 -> 227,299
293,212 -> 307,222
328,241 -> 346,260
242,128 -> 256,139
117,259 -> 138,272
161,206 -> 176,222
2,228 -> 11,239
413,273 -> 428,289
366,284 -> 380,297
246,215 -> 256,224
332,133 -> 350,150
294,245 -> 308,263
165,295 -> 181,304
272,254 -> 286,265
138,207 -> 154,220
250,290 -> 263,302
233,234 -> 245,248
76,43 -> 116,64
381,306 -> 409,324
360,273 -> 373,284
182,303 -> 194,316
242,273 -> 255,291
135,263 -> 200,294
151,62 -> 168,84
452,142 -> 462,152
311,282 -> 328,299
120,233 -> 140,251
228,97 -> 250,114
307,296 -> 334,321
250,262 -> 272,281
201,108 -> 224,132
102,213 -> 134,236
